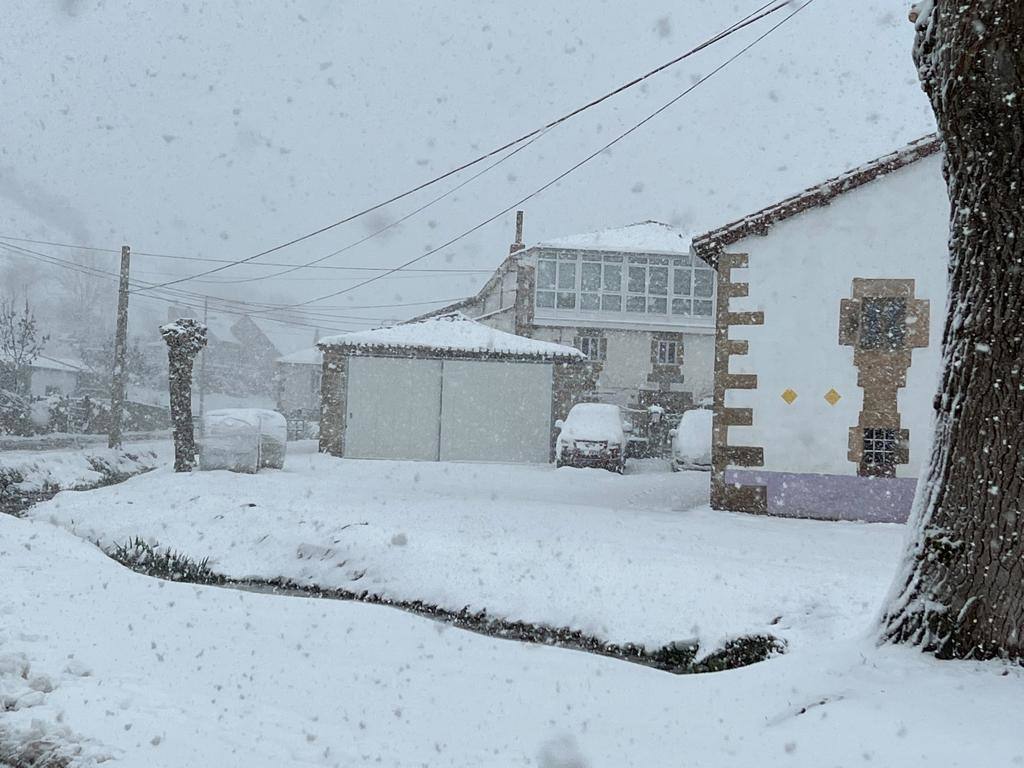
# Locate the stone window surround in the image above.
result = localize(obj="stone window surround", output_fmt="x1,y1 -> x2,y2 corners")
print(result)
573,331 -> 608,361
839,278 -> 929,478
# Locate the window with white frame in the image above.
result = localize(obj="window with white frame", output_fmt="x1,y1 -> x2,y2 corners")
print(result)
535,250 -> 713,320
574,335 -> 607,361
655,340 -> 679,365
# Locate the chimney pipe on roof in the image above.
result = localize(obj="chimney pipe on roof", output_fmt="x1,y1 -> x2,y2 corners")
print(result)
510,210 -> 525,255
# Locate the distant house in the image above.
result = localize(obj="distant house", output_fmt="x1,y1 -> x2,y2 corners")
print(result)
28,356 -> 84,397
2,353 -> 85,398
154,308 -> 317,402
691,135 -> 946,523
274,347 -> 322,417
317,312 -> 593,463
419,216 -> 716,414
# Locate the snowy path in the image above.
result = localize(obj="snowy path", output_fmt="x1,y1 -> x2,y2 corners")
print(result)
31,448 -> 902,653
2,513 -> 1022,767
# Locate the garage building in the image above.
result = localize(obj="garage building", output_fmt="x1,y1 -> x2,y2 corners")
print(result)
317,313 -> 595,463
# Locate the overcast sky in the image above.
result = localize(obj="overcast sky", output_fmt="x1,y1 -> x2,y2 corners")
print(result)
1,0 -> 934,343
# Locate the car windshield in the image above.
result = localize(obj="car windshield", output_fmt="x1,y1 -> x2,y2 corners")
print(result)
564,404 -> 622,432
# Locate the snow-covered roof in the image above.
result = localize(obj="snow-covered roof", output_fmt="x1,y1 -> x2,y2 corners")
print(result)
251,318 -> 322,358
31,355 -> 85,373
277,347 -> 322,366
536,221 -> 692,254
318,312 -> 584,359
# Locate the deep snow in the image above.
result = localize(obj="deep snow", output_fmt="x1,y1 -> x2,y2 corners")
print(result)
31,445 -> 901,654
3,508 -> 1023,767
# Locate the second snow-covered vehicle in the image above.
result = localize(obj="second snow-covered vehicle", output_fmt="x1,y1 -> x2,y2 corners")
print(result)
555,403 -> 628,473
669,408 -> 713,472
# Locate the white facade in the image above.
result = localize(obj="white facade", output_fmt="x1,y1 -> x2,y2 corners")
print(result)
703,139 -> 948,522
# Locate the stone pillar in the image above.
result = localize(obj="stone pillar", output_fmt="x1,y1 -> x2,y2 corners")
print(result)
318,349 -> 347,456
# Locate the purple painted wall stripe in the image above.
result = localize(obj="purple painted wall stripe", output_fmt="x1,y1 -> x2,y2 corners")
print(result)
723,469 -> 916,523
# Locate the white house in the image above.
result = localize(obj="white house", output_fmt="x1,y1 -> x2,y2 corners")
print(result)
420,216 -> 716,414
691,135 -> 947,523
28,356 -> 84,397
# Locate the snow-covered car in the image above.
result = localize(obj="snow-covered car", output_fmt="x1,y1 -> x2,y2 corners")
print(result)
555,403 -> 628,473
199,409 -> 287,473
669,408 -> 712,472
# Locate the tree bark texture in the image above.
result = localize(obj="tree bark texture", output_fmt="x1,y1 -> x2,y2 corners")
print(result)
160,319 -> 207,473
881,0 -> 1024,660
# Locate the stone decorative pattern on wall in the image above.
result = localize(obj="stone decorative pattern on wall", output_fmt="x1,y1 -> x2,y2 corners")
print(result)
710,253 -> 767,513
839,278 -> 929,477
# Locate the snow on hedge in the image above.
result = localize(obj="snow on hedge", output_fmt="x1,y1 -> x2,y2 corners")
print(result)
0,442 -> 166,494
318,312 -> 584,358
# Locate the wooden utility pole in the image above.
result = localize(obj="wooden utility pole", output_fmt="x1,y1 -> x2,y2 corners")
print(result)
198,296 -> 208,434
108,244 -> 131,449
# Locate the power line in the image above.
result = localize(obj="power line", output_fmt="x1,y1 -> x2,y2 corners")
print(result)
0,234 -> 490,273
259,0 -> 815,314
0,239 -> 461,321
135,0 -> 790,291
0,241 -> 366,335
0,239 -> 466,333
205,131 -> 547,286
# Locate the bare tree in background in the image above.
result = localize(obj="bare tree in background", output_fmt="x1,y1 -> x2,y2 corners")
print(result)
160,318 -> 207,472
881,1 -> 1024,659
56,252 -> 115,346
0,298 -> 48,396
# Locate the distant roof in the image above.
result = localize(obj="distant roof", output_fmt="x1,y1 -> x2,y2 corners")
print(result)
318,312 -> 584,360
537,220 -> 692,254
251,318 -> 322,357
277,347 -> 322,365
31,355 -> 85,373
692,135 -> 942,267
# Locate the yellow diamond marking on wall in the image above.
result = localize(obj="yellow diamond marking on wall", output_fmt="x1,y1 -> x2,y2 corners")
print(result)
824,388 -> 842,406
781,388 -> 798,405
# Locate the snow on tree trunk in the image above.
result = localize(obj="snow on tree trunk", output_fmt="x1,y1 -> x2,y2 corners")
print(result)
881,1 -> 1024,659
160,319 -> 207,473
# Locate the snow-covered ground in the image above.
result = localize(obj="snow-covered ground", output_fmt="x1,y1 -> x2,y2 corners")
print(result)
3,512 -> 1022,767
31,445 -> 900,653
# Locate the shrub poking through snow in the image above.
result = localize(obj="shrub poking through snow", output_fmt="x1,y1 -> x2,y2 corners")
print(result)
108,537 -> 224,584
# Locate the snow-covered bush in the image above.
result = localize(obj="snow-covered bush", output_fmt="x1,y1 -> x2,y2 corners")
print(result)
108,537 -> 224,584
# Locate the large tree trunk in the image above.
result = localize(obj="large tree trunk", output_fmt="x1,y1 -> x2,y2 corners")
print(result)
881,1 -> 1024,660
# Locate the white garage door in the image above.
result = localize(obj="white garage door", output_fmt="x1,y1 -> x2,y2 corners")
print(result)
344,357 -> 442,461
440,360 -> 553,464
